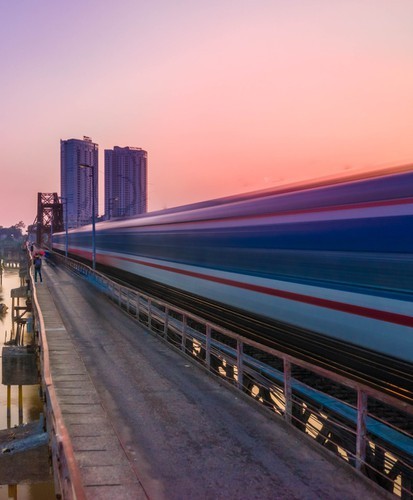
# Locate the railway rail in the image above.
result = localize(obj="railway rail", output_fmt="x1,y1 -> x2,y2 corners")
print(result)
98,265 -> 413,406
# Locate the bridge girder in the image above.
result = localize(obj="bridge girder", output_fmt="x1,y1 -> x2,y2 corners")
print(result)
34,193 -> 64,247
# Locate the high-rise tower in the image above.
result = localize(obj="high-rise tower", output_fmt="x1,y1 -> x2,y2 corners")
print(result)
104,146 -> 147,219
60,136 -> 99,228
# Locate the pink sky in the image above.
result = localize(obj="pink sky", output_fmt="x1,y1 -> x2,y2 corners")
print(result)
1,0 -> 413,228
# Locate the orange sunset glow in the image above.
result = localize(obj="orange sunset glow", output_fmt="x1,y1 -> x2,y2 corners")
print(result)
1,1 -> 412,227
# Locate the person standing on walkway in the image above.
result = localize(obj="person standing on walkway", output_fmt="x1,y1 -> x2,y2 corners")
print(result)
33,255 -> 43,283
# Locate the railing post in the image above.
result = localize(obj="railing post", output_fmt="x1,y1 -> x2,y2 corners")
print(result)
163,307 -> 169,339
205,325 -> 211,370
136,294 -> 140,318
236,339 -> 243,390
182,315 -> 187,353
283,358 -> 292,424
131,292 -> 139,317
356,389 -> 367,471
148,299 -> 152,330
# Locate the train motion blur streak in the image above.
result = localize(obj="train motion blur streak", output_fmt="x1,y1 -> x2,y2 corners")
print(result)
53,166 -> 413,371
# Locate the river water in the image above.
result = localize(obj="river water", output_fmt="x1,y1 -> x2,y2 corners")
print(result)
0,267 -> 55,499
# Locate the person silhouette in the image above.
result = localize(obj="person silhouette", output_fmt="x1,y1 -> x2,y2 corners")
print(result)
33,255 -> 43,283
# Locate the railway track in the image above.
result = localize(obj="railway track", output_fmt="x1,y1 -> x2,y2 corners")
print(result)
102,266 -> 413,406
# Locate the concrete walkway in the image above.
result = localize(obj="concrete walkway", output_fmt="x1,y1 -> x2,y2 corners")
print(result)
33,260 -> 390,499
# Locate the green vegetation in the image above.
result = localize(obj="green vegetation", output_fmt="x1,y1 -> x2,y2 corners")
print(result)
0,222 -> 25,321
0,221 -> 25,243
0,221 -> 26,264
0,221 -> 26,250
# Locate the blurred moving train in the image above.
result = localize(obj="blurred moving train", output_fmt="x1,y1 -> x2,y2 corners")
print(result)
53,166 -> 413,364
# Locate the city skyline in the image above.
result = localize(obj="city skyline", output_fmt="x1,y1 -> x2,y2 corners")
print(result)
60,136 -> 99,228
60,137 -> 147,228
105,146 -> 147,219
1,1 -> 413,229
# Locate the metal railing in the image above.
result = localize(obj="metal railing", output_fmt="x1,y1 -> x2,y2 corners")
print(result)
53,253 -> 413,498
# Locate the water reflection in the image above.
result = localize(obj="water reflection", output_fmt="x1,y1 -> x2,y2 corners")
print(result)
0,482 -> 56,500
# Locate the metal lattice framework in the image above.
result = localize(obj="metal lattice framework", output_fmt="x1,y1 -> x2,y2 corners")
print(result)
34,193 -> 64,247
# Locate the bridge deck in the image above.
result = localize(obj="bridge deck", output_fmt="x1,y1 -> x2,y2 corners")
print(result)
33,260 -> 389,499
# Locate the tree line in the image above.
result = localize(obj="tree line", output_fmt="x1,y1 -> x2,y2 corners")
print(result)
0,222 -> 25,241
0,222 -> 26,253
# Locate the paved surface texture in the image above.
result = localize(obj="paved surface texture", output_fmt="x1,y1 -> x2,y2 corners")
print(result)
33,260 -> 390,499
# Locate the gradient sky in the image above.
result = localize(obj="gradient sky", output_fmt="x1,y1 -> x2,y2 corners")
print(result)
1,0 -> 413,228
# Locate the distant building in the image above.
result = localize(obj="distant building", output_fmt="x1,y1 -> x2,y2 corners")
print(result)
104,146 -> 147,219
60,136 -> 99,228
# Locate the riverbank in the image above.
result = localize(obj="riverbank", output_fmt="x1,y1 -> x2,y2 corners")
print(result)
0,267 -> 55,499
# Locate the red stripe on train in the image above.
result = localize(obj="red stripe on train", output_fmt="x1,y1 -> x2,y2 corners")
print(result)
117,255 -> 413,328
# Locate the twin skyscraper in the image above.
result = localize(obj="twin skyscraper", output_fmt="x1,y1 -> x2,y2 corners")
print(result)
60,136 -> 147,228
